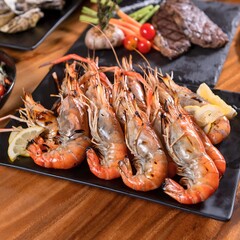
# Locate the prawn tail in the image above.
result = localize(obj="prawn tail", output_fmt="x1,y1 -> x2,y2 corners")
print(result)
207,116 -> 231,145
86,148 -> 121,180
27,136 -> 91,169
27,142 -> 43,159
118,158 -> 144,191
27,140 -> 50,168
118,158 -> 163,192
163,178 -> 219,204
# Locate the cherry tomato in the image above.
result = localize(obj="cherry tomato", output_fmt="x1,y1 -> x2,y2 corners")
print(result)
123,35 -> 138,51
140,23 -> 156,41
137,38 -> 151,54
0,84 -> 5,97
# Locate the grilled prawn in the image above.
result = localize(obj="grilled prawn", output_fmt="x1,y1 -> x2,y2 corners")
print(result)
158,85 -> 219,204
26,64 -> 91,169
83,67 -> 128,180
112,69 -> 168,191
161,74 -> 231,145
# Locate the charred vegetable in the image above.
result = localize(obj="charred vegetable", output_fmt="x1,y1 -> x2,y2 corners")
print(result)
80,0 -> 124,50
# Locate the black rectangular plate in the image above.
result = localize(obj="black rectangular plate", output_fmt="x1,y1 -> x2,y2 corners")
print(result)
0,0 -> 240,222
1,58 -> 240,222
0,0 -> 85,50
75,0 -> 240,87
0,72 -> 240,221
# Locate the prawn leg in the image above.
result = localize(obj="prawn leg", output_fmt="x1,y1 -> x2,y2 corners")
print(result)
163,175 -> 218,204
207,116 -> 231,145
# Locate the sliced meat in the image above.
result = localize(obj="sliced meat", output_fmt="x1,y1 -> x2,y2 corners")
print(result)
152,6 -> 191,59
164,0 -> 229,48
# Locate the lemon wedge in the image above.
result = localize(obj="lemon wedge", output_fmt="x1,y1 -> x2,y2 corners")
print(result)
8,126 -> 45,162
184,104 -> 224,127
8,127 -> 23,144
196,83 -> 237,119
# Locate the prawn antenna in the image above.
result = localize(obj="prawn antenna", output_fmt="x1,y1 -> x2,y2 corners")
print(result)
134,48 -> 152,71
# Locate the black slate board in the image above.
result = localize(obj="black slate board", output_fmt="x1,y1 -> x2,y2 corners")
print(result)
72,0 -> 240,87
0,79 -> 240,221
0,0 -> 240,222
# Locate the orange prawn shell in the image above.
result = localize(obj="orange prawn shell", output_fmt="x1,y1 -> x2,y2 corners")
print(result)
28,136 -> 91,169
159,87 -> 220,204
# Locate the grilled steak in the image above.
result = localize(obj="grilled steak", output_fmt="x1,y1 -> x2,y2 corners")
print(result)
152,6 -> 191,59
164,0 -> 229,48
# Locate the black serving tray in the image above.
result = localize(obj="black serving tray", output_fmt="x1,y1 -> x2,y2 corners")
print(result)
0,57 -> 240,222
0,0 -> 240,222
76,0 -> 240,87
0,0 -> 85,50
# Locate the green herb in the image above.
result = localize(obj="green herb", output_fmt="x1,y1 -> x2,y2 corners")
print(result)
80,0 -> 159,28
80,0 -> 121,30
97,0 -> 121,30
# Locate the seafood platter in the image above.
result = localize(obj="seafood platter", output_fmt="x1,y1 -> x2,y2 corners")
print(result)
1,0 -> 240,221
0,0 -> 85,50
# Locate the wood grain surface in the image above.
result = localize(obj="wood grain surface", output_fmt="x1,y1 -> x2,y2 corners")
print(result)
0,1 -> 240,239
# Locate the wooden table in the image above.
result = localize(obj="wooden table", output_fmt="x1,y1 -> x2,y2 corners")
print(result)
0,1 -> 240,239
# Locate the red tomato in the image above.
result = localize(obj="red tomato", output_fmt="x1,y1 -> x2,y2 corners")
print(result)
123,35 -> 138,51
0,84 -> 5,97
140,23 -> 156,41
137,39 -> 151,54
